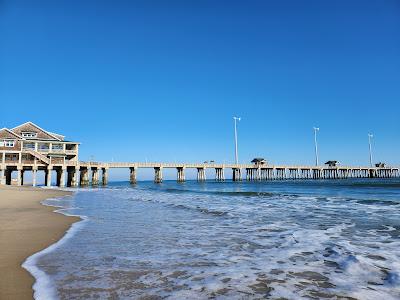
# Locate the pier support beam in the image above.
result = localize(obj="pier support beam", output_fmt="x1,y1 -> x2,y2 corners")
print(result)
0,168 -> 5,185
56,167 -> 66,187
369,169 -> 375,178
177,167 -> 185,182
129,167 -> 137,184
67,167 -> 77,187
102,167 -> 109,186
31,167 -> 37,187
80,167 -> 89,186
20,169 -> 25,186
16,167 -> 22,186
232,168 -> 242,181
5,169 -> 11,185
215,168 -> 225,181
154,167 -> 163,183
197,168 -> 206,181
91,168 -> 99,186
46,166 -> 52,187
72,167 -> 79,187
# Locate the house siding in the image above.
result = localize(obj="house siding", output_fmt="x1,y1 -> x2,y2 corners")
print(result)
12,123 -> 59,141
0,129 -> 21,151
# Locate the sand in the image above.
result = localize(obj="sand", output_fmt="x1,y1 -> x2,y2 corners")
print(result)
0,185 -> 79,300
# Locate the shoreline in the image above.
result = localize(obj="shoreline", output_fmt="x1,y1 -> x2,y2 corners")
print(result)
0,185 -> 80,300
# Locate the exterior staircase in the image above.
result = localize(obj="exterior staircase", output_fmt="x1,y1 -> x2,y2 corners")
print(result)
23,149 -> 50,164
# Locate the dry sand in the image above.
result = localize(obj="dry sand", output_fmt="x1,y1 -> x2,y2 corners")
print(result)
0,185 -> 79,300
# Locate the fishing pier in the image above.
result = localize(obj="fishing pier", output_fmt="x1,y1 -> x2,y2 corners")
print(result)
0,122 -> 399,187
1,161 -> 399,187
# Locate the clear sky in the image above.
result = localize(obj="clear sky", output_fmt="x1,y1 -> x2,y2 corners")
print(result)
1,0 -> 399,180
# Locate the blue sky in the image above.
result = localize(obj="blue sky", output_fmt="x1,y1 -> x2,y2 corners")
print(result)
1,0 -> 399,179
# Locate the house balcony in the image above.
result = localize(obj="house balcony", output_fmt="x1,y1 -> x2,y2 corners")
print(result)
51,148 -> 64,153
21,159 -> 36,164
22,144 -> 35,151
65,150 -> 78,155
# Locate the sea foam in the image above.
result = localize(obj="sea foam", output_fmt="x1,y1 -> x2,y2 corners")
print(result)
22,195 -> 88,300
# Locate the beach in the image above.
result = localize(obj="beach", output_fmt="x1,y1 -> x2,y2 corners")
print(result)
0,186 -> 78,300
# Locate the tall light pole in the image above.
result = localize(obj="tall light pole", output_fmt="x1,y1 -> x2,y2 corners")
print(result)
233,117 -> 241,164
313,127 -> 320,166
368,133 -> 373,167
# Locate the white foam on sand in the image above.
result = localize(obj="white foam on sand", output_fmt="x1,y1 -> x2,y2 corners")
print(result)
21,195 -> 88,300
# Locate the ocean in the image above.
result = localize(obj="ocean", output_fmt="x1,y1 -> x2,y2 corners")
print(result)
24,179 -> 400,300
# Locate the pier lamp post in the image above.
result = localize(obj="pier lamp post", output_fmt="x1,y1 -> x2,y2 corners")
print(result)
313,127 -> 320,166
368,133 -> 374,167
233,117 -> 241,164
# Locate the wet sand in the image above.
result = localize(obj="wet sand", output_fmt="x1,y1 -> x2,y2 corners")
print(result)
0,185 -> 79,300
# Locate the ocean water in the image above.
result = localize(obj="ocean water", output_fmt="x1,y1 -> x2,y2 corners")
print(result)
24,179 -> 400,300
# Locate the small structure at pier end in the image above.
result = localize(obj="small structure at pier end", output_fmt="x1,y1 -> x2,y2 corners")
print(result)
325,160 -> 340,167
251,158 -> 267,166
0,122 -> 399,187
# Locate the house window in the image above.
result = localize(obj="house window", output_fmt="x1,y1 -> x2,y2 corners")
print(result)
22,132 -> 38,138
23,142 -> 35,150
52,144 -> 63,151
4,140 -> 15,147
38,143 -> 50,151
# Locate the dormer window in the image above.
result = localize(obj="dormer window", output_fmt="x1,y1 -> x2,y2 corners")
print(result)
22,132 -> 38,138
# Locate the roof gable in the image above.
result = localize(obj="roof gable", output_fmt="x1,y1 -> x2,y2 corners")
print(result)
11,122 -> 61,141
0,128 -> 22,139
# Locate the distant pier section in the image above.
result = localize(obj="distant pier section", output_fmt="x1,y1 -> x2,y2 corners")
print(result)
0,122 -> 399,187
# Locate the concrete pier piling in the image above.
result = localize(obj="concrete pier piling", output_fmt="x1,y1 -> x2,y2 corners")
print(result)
177,167 -> 185,182
154,167 -> 163,183
91,167 -> 99,186
197,168 -> 206,181
232,168 -> 242,181
45,167 -> 52,187
32,167 -> 37,187
67,166 -> 79,187
129,167 -> 137,184
215,168 -> 225,181
55,167 -> 66,187
80,167 -> 89,186
102,167 -> 108,185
